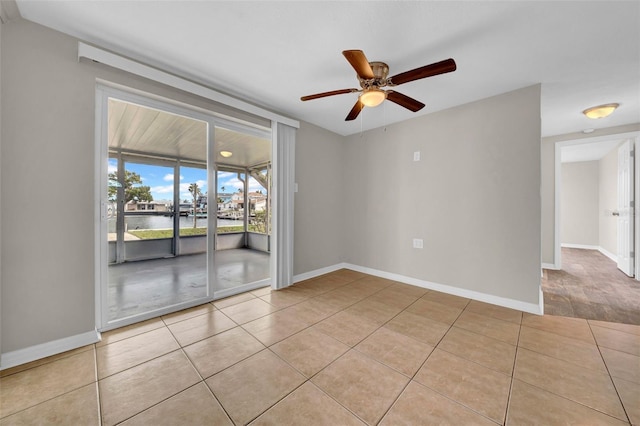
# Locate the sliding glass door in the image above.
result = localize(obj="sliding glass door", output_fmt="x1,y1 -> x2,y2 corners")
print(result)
97,85 -> 274,331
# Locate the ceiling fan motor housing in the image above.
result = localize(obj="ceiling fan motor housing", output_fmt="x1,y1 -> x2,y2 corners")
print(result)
360,61 -> 390,89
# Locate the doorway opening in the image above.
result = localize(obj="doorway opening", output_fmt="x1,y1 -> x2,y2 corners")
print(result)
545,132 -> 640,324
97,86 -> 272,331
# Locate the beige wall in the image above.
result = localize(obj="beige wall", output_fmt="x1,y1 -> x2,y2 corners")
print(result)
293,122 -> 345,275
599,146 -> 619,255
344,85 -> 542,304
540,124 -> 640,266
560,161 -> 599,246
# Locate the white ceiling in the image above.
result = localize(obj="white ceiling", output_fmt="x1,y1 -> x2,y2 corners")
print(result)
14,1 -> 640,137
561,139 -> 622,163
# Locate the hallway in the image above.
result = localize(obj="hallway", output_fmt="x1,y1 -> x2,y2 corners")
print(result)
543,248 -> 640,325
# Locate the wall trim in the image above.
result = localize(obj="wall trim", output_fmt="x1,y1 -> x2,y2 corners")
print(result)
561,243 -> 619,263
598,247 -> 618,263
304,263 -> 543,315
1,330 -> 101,371
541,262 -> 559,270
293,263 -> 350,283
561,243 -> 599,250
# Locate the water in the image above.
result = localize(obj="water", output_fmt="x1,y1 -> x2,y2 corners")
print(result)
108,215 -> 242,233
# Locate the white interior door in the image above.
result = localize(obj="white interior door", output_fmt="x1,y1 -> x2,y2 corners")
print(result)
617,139 -> 634,277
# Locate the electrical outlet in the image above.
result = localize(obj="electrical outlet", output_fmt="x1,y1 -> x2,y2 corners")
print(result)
413,238 -> 423,249
413,151 -> 421,161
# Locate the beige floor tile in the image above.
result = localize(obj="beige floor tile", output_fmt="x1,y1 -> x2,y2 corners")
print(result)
313,311 -> 380,346
0,345 -> 95,379
507,379 -> 629,426
250,382 -> 366,426
251,286 -> 272,297
344,299 -> 401,325
414,349 -> 511,424
97,318 -> 165,347
259,289 -> 308,308
589,320 -> 640,337
380,381 -> 496,426
366,288 -> 420,310
120,383 -> 232,426
384,311 -> 450,346
611,376 -> 640,425
514,348 -> 627,421
420,290 -> 470,310
161,303 -> 216,325
206,349 -> 306,425
282,298 -> 342,324
312,350 -> 409,425
405,298 -> 463,325
167,309 -> 236,347
522,313 -> 595,344
384,282 -> 428,299
438,326 -> 516,375
213,292 -> 256,309
242,310 -> 311,346
465,300 -> 523,324
591,325 -> 640,356
183,326 -> 264,378
0,350 -> 96,418
219,298 -> 278,324
0,383 -> 99,425
97,327 -> 179,379
330,269 -> 366,281
312,290 -> 362,310
518,325 -> 607,373
270,328 -> 349,377
99,350 -> 200,426
600,347 -> 640,384
454,311 -> 520,345
355,327 -> 433,377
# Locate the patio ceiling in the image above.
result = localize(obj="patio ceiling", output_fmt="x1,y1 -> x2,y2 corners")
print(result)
108,98 -> 271,168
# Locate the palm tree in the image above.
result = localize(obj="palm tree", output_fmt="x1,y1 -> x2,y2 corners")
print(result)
188,183 -> 202,228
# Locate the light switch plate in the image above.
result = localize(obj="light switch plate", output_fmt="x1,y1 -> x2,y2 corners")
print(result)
413,238 -> 423,249
413,151 -> 421,161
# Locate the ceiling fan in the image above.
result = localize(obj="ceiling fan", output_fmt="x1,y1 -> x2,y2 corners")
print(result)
301,50 -> 457,121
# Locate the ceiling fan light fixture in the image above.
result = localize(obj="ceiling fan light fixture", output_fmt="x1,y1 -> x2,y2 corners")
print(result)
220,150 -> 233,158
360,88 -> 386,107
583,103 -> 619,119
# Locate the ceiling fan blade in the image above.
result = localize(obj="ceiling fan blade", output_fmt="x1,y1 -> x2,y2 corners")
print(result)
345,100 -> 364,121
342,50 -> 375,79
386,91 -> 425,112
301,88 -> 358,101
388,58 -> 456,86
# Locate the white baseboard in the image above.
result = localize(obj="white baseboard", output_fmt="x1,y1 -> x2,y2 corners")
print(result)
560,244 -> 618,263
541,263 -> 559,270
293,263 -> 350,283
561,243 -> 599,250
598,247 -> 618,263
1,329 -> 101,371
342,263 -> 543,315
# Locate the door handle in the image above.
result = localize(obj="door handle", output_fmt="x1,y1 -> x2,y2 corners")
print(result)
613,212 -> 620,216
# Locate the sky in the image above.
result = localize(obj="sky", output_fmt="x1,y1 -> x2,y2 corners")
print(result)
108,159 -> 265,202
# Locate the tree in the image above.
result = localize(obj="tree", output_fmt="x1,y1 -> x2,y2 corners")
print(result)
188,182 -> 202,228
108,170 -> 153,202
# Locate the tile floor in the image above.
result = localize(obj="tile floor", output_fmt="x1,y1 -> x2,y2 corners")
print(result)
1,269 -> 639,425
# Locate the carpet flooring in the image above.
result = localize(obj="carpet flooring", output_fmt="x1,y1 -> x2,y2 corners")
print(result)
543,248 -> 640,325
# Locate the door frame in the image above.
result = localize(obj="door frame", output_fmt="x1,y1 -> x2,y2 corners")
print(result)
553,131 -> 640,276
94,83 -> 275,331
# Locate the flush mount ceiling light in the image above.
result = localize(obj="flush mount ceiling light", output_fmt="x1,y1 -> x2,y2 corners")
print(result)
583,103 -> 619,119
220,151 -> 233,158
359,88 -> 387,107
